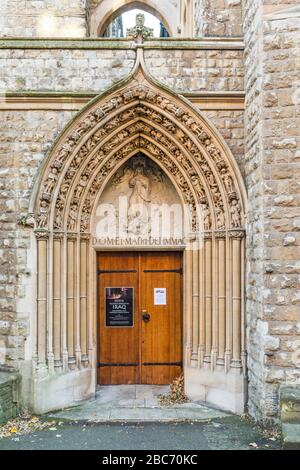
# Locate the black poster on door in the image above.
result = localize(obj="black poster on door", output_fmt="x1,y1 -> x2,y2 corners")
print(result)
105,287 -> 134,327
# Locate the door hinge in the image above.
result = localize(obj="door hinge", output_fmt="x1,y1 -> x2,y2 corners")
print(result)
97,269 -> 138,275
142,362 -> 183,367
98,362 -> 139,368
143,268 -> 183,274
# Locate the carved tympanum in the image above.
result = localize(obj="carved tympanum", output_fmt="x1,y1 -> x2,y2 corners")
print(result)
35,64 -> 244,237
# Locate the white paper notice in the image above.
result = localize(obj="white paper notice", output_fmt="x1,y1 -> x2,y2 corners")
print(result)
154,288 -> 167,306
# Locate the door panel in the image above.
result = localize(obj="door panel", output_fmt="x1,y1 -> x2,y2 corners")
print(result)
98,253 -> 140,385
98,252 -> 182,385
141,252 -> 182,384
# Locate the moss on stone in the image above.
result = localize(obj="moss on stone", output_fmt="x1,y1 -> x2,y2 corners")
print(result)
0,38 -> 244,51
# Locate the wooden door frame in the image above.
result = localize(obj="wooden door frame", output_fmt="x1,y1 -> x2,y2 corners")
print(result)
94,247 -> 185,386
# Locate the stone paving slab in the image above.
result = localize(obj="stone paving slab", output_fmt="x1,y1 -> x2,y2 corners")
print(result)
47,385 -> 230,424
49,406 -> 229,423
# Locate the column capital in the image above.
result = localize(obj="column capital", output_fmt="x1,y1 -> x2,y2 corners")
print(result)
228,229 -> 245,239
35,230 -> 49,240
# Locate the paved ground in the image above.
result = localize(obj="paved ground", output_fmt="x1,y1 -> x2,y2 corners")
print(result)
0,386 -> 281,450
0,419 -> 280,450
48,385 -> 229,423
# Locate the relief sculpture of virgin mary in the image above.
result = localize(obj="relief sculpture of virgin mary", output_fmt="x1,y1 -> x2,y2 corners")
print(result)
127,162 -> 151,236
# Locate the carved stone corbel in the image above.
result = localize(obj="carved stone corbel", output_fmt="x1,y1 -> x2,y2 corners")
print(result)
34,230 -> 50,240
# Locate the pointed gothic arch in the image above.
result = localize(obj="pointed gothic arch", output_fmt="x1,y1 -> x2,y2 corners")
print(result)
90,0 -> 175,37
30,50 -> 247,414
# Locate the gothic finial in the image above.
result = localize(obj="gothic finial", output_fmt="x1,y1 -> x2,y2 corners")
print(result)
126,13 -> 154,43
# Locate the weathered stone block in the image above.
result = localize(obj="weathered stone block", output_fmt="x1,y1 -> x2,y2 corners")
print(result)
0,371 -> 20,424
282,423 -> 300,450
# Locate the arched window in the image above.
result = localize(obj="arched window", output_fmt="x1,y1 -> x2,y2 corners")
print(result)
89,1 -> 176,38
101,8 -> 170,38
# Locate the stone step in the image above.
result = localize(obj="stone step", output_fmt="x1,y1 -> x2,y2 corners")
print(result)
48,404 -> 230,424
280,386 -> 300,423
0,372 -> 20,425
282,423 -> 300,450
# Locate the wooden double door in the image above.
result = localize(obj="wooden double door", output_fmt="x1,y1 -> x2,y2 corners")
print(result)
97,252 -> 183,385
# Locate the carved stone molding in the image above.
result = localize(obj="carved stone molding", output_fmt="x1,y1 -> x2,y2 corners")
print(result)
34,230 -> 50,240
66,233 -> 78,241
53,232 -> 64,240
203,231 -> 213,240
33,57 -> 245,238
79,137 -> 199,233
228,230 -> 245,239
30,55 -> 247,414
80,233 -> 91,241
215,231 -> 227,239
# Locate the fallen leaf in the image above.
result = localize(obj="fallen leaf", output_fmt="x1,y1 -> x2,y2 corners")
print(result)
249,442 -> 258,448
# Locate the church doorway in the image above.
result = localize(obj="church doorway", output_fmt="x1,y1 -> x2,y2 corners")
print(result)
29,50 -> 247,413
97,251 -> 183,385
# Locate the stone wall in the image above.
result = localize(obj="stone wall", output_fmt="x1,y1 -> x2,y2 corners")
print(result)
0,47 -> 244,94
0,372 -> 19,424
0,105 -> 245,370
0,0 -> 244,39
144,49 -> 244,92
203,110 -> 245,176
0,44 -> 245,371
194,0 -> 243,37
244,1 -> 300,424
0,110 -> 76,369
0,0 -> 87,38
0,48 -> 136,93
244,0 -> 266,424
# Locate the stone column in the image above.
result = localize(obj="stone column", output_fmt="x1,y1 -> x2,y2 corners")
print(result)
211,234 -> 218,370
231,231 -> 242,369
87,238 -> 95,365
241,235 -> 246,375
36,231 -> 48,365
75,236 -> 81,367
217,234 -> 226,366
198,232 -> 205,368
53,233 -> 63,369
80,235 -> 89,364
191,237 -> 199,364
61,235 -> 68,370
204,234 -> 212,365
67,235 -> 76,367
225,234 -> 232,372
184,238 -> 193,365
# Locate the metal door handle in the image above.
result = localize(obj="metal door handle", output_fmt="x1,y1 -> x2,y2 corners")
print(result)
142,311 -> 151,323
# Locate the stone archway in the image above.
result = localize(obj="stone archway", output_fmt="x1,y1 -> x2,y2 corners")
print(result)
29,50 -> 247,414
89,0 -> 176,37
